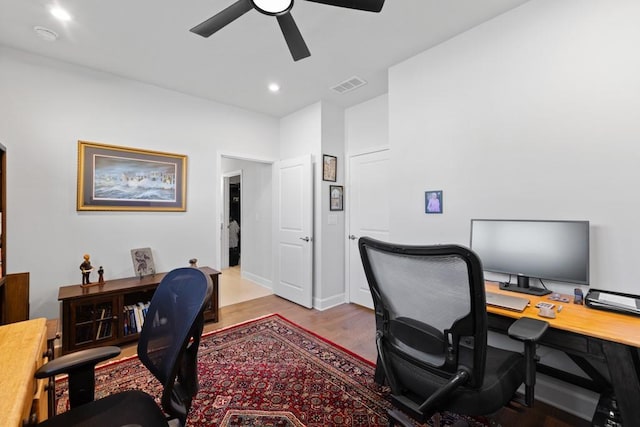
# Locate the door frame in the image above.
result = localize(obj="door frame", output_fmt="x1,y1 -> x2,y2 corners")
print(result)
215,152 -> 275,271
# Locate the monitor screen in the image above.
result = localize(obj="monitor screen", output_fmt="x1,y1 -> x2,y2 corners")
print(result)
470,219 -> 589,286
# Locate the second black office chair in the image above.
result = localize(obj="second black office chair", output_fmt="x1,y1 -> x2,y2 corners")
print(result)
358,237 -> 548,427
35,267 -> 213,427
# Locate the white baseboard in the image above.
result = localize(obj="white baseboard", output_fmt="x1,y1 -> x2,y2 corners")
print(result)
241,271 -> 272,290
313,293 -> 346,311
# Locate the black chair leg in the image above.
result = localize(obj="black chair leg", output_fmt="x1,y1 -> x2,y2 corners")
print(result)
388,409 -> 414,427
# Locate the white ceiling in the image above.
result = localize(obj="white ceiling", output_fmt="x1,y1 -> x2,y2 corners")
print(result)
0,0 -> 530,117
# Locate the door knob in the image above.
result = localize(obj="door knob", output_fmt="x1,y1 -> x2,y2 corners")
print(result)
300,236 -> 310,242
348,235 -> 357,240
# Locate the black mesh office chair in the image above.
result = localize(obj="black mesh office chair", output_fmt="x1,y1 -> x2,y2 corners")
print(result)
358,237 -> 548,427
35,267 -> 213,427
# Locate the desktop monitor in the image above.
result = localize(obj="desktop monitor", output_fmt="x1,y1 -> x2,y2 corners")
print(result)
470,219 -> 589,296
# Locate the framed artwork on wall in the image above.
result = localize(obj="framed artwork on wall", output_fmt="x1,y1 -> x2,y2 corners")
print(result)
323,154 -> 337,182
425,190 -> 443,214
77,141 -> 187,211
330,185 -> 344,211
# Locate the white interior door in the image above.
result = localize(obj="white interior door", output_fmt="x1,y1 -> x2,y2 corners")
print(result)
347,149 -> 390,309
273,155 -> 313,308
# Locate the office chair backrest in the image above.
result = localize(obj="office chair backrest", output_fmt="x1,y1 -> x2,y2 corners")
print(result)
359,237 -> 488,388
137,267 -> 213,422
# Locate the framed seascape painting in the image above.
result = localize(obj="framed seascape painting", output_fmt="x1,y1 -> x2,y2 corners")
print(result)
77,141 -> 187,211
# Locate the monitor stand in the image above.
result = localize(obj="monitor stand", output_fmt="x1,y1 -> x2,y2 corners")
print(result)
499,275 -> 552,296
499,282 -> 552,296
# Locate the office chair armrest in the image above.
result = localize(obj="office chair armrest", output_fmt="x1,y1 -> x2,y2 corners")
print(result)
35,346 -> 121,378
507,317 -> 548,407
507,317 -> 548,342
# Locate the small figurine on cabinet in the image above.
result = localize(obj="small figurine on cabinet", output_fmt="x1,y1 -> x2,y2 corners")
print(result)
79,254 -> 93,285
98,266 -> 105,284
189,258 -> 198,268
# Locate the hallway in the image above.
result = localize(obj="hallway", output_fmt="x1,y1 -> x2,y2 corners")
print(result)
218,266 -> 272,308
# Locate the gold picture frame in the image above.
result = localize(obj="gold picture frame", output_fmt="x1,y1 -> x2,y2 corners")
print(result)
77,141 -> 187,211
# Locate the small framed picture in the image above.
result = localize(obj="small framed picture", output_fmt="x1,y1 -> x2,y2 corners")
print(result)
323,154 -> 337,182
131,247 -> 155,277
330,185 -> 344,211
425,190 -> 443,214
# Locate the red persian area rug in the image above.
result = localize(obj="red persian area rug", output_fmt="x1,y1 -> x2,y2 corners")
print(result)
54,314 -> 490,426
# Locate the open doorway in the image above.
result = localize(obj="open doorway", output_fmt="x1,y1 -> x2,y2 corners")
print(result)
221,170 -> 242,270
228,175 -> 241,267
218,156 -> 274,307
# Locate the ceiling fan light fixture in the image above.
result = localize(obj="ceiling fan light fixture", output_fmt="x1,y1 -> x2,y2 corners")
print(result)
50,7 -> 72,22
251,0 -> 293,16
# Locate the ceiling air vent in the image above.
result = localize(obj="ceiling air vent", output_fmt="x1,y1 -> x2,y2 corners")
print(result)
331,76 -> 367,94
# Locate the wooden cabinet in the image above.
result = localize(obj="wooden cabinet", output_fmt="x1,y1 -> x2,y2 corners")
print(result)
58,267 -> 219,354
0,143 -> 6,324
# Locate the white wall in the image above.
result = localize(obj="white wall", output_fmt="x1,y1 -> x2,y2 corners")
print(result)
279,103 -> 322,159
389,0 -> 640,296
345,94 -> 389,155
384,0 -> 640,419
279,101 -> 346,309
319,102 -> 345,308
221,157 -> 273,288
0,47 -> 279,319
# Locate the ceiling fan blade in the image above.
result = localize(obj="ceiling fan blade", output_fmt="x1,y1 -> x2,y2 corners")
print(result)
304,0 -> 384,13
276,12 -> 311,62
190,0 -> 253,38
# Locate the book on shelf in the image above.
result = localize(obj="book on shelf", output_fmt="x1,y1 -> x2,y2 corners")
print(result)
123,309 -> 130,335
121,301 -> 151,336
133,303 -> 143,333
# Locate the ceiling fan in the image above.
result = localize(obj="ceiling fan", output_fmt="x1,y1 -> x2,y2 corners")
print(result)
190,0 -> 385,62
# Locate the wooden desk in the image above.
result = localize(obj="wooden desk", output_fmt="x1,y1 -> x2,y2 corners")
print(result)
486,282 -> 640,425
0,318 -> 48,426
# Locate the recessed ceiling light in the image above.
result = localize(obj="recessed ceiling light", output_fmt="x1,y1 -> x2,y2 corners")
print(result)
33,26 -> 59,42
268,83 -> 280,93
50,7 -> 72,22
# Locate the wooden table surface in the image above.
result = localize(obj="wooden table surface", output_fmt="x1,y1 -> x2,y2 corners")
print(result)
0,318 -> 47,427
485,281 -> 640,348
